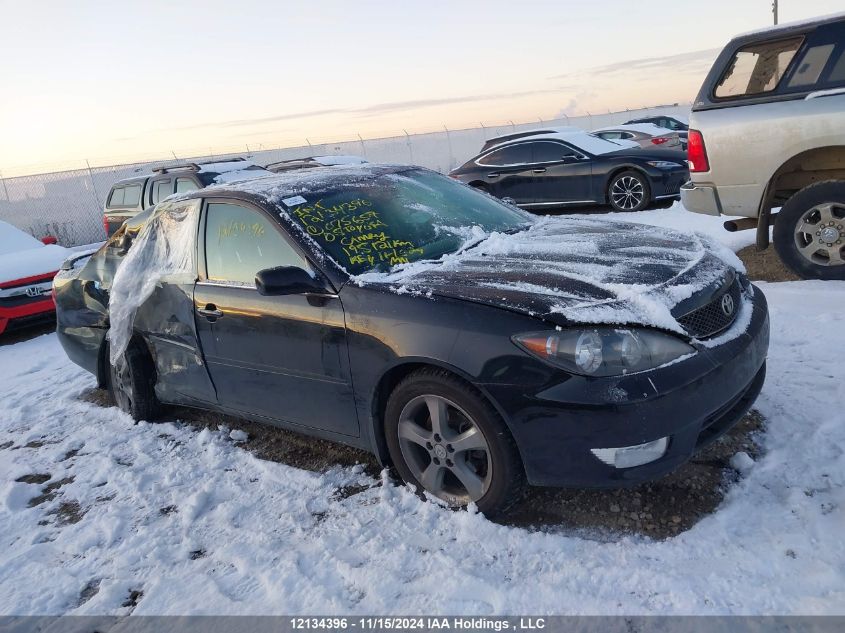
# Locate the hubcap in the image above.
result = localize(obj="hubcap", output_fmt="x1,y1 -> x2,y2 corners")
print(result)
794,202 -> 845,266
611,176 -> 645,210
397,394 -> 492,505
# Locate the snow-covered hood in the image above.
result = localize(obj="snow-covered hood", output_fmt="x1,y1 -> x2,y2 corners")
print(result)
0,244 -> 70,284
356,217 -> 744,334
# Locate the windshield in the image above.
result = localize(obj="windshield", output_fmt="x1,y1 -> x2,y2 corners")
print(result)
283,169 -> 532,275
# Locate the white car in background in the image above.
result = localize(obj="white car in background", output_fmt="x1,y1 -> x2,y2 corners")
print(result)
592,123 -> 684,150
0,221 -> 71,335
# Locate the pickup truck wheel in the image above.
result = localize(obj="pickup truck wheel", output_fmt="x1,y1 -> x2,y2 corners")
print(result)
773,181 -> 845,280
608,171 -> 650,212
107,341 -> 163,422
384,368 -> 525,517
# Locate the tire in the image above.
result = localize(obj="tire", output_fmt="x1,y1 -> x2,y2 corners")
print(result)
773,180 -> 845,280
470,182 -> 490,194
608,170 -> 651,212
384,368 -> 525,517
106,340 -> 163,422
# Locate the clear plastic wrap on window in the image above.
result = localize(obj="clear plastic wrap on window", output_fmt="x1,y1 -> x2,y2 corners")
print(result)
108,199 -> 200,366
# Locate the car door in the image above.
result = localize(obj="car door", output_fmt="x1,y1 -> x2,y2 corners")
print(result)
524,141 -> 594,204
192,199 -> 359,437
475,143 -> 538,203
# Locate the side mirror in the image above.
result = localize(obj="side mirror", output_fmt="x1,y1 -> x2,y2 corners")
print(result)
41,236 -> 58,245
255,266 -> 327,296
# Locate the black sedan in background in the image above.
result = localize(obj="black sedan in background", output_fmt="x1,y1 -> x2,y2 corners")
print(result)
449,129 -> 688,212
54,166 -> 767,516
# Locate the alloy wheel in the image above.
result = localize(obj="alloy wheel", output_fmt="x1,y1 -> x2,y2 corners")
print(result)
793,202 -> 845,266
611,175 -> 645,210
397,394 -> 492,505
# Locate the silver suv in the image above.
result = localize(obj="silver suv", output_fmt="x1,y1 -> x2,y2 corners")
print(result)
682,13 -> 845,280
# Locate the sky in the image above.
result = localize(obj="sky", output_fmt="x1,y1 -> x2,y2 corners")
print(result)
1,0 -> 843,175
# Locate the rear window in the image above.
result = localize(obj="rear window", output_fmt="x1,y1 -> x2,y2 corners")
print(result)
108,184 -> 142,208
714,37 -> 803,98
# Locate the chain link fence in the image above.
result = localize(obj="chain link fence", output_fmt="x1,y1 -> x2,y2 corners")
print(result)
0,104 -> 690,247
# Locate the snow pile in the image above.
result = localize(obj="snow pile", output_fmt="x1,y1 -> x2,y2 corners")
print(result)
0,280 -> 843,614
107,200 -> 200,365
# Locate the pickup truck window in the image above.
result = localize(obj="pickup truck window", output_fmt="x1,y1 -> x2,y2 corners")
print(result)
788,44 -> 836,87
715,37 -> 803,98
152,179 -> 172,205
176,177 -> 199,194
107,184 -> 142,208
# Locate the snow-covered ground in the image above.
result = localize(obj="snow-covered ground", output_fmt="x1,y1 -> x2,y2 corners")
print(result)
0,204 -> 843,615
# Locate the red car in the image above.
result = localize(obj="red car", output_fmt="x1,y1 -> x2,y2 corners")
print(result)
0,220 -> 70,335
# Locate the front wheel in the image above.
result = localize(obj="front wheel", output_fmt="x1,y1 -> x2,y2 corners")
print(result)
384,369 -> 525,516
773,180 -> 845,280
608,170 -> 651,212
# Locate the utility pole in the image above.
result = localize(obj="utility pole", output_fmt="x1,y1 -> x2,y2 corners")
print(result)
772,0 -> 778,25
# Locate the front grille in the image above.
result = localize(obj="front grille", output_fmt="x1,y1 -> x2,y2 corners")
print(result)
677,279 -> 742,339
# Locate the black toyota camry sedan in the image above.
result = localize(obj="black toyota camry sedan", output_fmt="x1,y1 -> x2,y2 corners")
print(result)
54,165 -> 768,516
449,128 -> 689,212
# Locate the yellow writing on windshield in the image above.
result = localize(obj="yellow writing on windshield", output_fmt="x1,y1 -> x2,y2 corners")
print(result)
291,198 -> 423,268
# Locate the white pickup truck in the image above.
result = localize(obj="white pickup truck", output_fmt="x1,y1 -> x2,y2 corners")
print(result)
681,13 -> 845,280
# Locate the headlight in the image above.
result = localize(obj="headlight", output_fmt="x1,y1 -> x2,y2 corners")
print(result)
646,160 -> 685,169
512,328 -> 695,376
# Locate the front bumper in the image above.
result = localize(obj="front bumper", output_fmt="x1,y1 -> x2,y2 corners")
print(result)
0,297 -> 56,335
681,180 -> 722,216
483,286 -> 769,487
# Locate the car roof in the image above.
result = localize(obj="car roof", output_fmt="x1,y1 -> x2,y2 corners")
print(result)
176,163 -> 411,207
480,127 -> 583,151
482,130 -> 639,156
595,123 -> 675,136
265,155 -> 368,172
733,11 -> 845,43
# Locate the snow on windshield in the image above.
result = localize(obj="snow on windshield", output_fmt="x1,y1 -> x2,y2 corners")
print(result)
0,220 -> 42,255
108,199 -> 200,366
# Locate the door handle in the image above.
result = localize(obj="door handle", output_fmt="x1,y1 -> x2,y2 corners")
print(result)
197,304 -> 224,320
486,172 -> 500,178
532,168 -> 546,173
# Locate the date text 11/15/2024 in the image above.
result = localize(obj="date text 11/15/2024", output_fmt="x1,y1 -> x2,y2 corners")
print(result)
290,617 -> 547,630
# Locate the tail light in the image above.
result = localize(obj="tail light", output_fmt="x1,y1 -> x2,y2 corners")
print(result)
687,129 -> 709,172
651,136 -> 670,145
103,216 -> 110,237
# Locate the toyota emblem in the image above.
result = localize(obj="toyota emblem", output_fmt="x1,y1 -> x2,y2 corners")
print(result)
720,293 -> 735,317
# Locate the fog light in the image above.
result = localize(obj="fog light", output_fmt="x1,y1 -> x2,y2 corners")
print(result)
591,437 -> 669,469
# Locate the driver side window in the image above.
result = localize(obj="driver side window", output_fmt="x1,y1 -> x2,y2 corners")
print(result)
205,202 -> 309,285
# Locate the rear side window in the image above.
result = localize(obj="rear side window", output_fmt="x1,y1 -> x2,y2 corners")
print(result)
714,37 -> 803,98
788,44 -> 836,87
151,179 -> 172,205
122,184 -> 141,207
479,144 -> 532,166
176,177 -> 199,194
108,187 -> 125,208
107,184 -> 141,208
